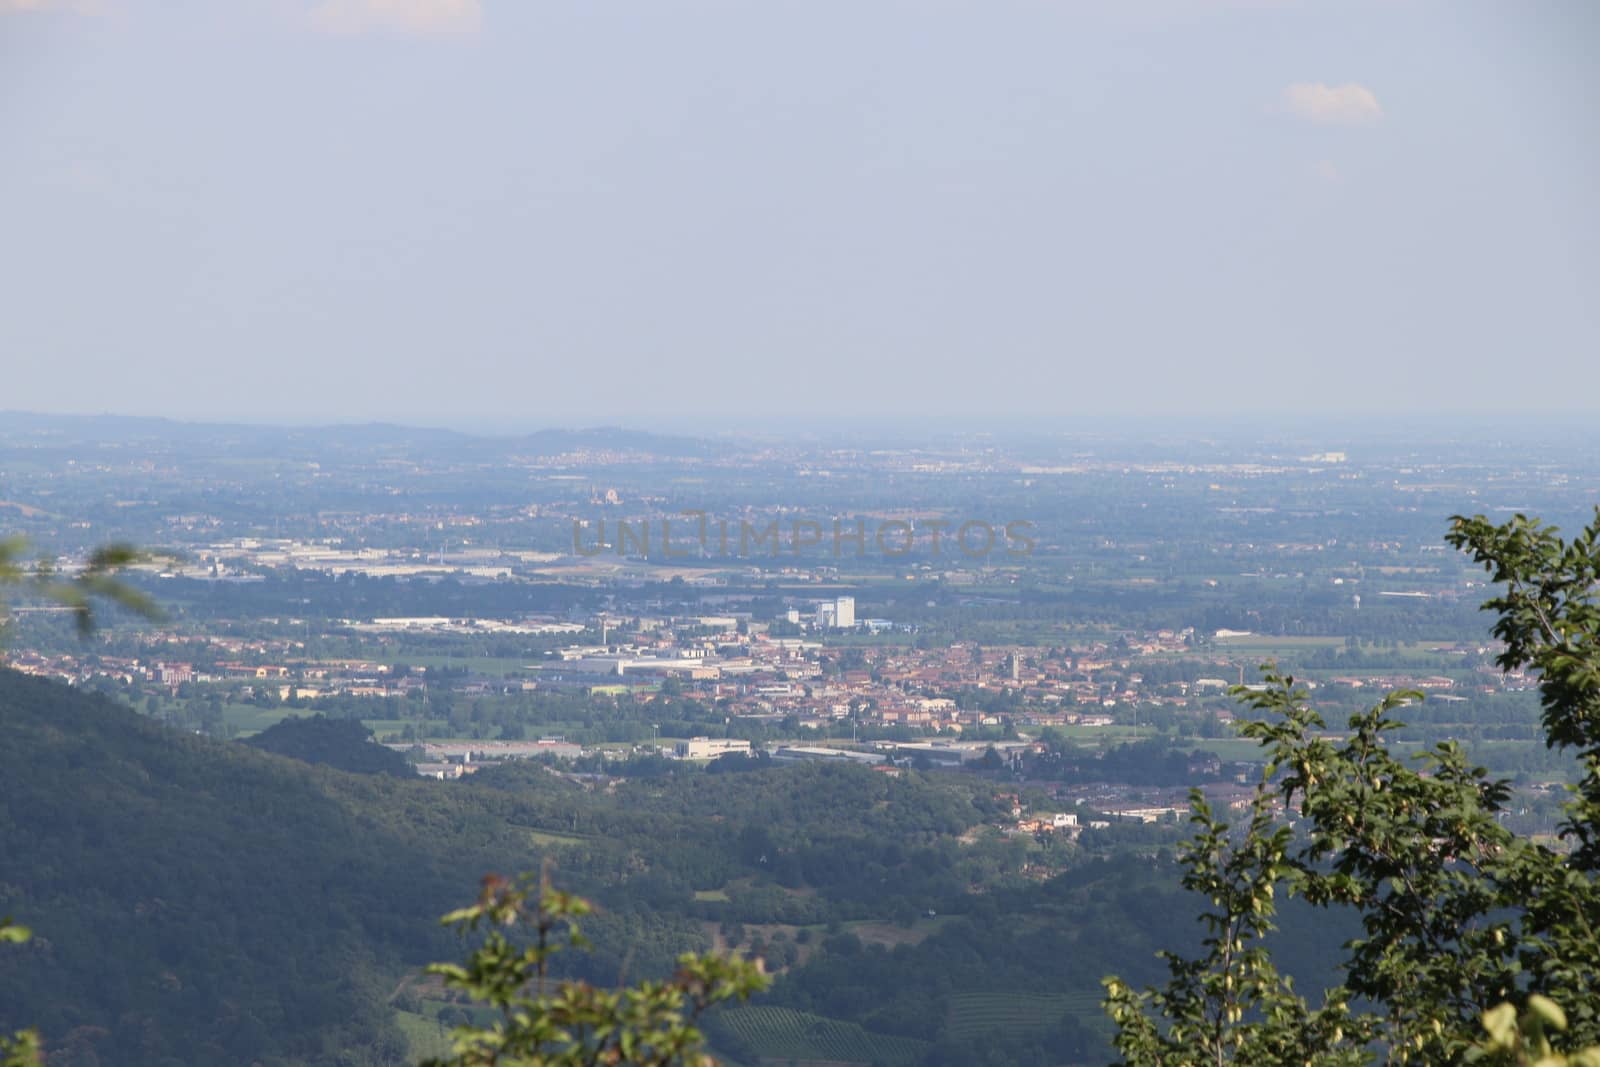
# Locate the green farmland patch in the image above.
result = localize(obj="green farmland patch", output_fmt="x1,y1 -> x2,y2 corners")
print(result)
944,990 -> 1105,1041
713,1005 -> 928,1066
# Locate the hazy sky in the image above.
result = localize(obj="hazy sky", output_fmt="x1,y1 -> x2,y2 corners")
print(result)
2,0 -> 1595,427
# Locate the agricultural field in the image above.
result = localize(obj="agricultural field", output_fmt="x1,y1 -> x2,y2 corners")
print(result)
394,1009 -> 454,1061
1048,723 -> 1146,744
218,702 -> 300,736
712,1006 -> 929,1067
845,916 -> 948,949
1172,736 -> 1269,762
944,990 -> 1105,1041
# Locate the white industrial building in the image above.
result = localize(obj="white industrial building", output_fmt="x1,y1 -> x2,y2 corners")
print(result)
673,737 -> 752,760
814,596 -> 855,629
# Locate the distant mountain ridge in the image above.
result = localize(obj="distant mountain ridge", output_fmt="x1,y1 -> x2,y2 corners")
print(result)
0,411 -> 721,459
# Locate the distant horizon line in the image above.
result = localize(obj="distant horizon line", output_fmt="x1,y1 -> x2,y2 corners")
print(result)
5,407 -> 1600,440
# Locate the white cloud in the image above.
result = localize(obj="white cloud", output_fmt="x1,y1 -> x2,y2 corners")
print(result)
308,0 -> 481,35
1280,82 -> 1383,126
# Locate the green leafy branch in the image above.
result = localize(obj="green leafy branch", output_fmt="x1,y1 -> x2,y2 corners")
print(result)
1105,510 -> 1600,1066
1472,996 -> 1600,1067
0,537 -> 166,637
423,872 -> 767,1067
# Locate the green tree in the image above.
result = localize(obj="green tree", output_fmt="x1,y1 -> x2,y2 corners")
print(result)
1105,511 -> 1600,1066
1103,757 -> 1369,1066
423,872 -> 765,1066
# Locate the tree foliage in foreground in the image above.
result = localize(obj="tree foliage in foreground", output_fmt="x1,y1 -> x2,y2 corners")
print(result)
423,872 -> 766,1067
0,537 -> 162,636
1106,511 -> 1600,1066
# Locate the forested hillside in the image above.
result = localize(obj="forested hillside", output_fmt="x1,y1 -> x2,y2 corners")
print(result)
0,671 -> 472,1064
244,714 -> 415,777
0,670 -> 1354,1066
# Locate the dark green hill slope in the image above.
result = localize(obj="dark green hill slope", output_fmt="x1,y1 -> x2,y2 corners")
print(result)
244,714 -> 414,777
0,672 -> 738,1066
0,672 -> 1003,1064
0,671 -> 511,1066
